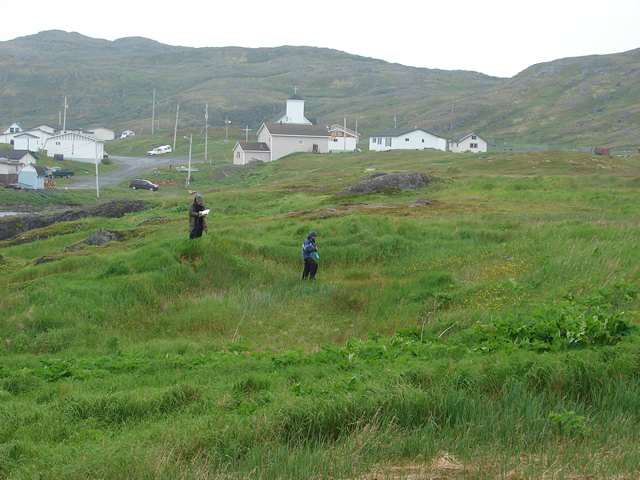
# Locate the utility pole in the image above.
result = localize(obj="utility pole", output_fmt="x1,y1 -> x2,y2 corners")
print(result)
62,97 -> 68,132
344,117 -> 347,152
94,140 -> 100,199
355,119 -> 359,145
151,89 -> 156,135
184,134 -> 192,186
205,103 -> 209,164
173,103 -> 179,151
450,101 -> 454,132
243,125 -> 251,142
224,115 -> 230,144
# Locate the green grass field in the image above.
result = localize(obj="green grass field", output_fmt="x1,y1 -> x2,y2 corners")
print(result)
1,149 -> 639,479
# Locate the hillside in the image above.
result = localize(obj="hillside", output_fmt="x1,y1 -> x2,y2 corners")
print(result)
1,149 -> 639,478
0,30 -> 639,147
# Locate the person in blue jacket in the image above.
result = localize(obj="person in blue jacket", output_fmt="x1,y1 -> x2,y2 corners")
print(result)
301,230 -> 319,280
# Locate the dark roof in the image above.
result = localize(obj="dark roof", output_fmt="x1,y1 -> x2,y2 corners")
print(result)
33,165 -> 47,176
263,122 -> 329,137
237,142 -> 270,152
0,149 -> 37,160
370,127 -> 443,138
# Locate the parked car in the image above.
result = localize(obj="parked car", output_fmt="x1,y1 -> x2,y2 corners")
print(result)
146,145 -> 172,156
51,167 -> 75,178
129,179 -> 159,191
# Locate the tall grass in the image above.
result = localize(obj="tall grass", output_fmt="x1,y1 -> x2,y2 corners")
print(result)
0,150 -> 639,478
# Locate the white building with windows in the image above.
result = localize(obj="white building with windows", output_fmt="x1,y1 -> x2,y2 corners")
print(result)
43,132 -> 105,163
232,141 -> 271,165
251,123 -> 329,163
369,128 -> 446,152
449,133 -> 488,153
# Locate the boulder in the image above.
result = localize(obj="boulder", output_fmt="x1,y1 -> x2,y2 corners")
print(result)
83,229 -> 123,246
336,172 -> 431,195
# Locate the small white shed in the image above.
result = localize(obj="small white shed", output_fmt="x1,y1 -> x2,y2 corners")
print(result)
17,164 -> 47,190
233,142 -> 271,165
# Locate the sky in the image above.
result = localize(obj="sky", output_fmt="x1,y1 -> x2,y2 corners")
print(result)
1,0 -> 638,78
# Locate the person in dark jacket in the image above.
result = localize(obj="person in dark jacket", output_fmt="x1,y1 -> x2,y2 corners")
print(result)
301,231 -> 318,280
188,194 -> 208,239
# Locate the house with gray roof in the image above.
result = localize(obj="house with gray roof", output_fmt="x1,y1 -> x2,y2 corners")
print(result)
448,133 -> 487,153
253,122 -> 330,163
232,141 -> 271,165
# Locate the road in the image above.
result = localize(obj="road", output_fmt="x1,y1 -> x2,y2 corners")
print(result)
63,154 -> 203,189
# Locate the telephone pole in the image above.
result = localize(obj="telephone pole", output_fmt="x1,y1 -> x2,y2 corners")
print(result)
173,103 -> 179,151
205,103 -> 209,164
151,89 -> 156,135
62,97 -> 68,132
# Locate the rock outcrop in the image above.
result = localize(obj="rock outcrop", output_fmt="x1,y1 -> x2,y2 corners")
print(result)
0,200 -> 147,241
336,172 -> 432,195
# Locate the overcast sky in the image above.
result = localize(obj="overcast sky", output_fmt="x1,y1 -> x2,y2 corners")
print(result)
1,0 -> 638,78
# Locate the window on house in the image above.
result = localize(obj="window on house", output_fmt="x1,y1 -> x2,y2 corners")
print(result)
385,138 -> 392,147
470,143 -> 478,148
405,138 -> 410,142
422,139 -> 425,143
298,140 -> 304,145
236,151 -> 240,158
472,135 -> 477,140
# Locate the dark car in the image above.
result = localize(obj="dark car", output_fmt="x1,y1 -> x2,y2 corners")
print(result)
51,167 -> 75,178
129,179 -> 159,191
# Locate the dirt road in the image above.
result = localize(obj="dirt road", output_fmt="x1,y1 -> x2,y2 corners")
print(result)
63,155 -> 202,189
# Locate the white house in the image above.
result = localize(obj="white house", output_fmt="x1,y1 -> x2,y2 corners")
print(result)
233,141 -> 271,165
255,123 -> 330,162
12,133 -> 40,152
272,94 -> 312,125
0,158 -> 22,184
87,127 -> 116,142
17,164 -> 47,190
369,128 -> 447,152
3,123 -> 23,134
0,149 -> 37,166
43,132 -> 105,163
0,123 -> 24,144
449,133 -> 488,153
18,128 -> 54,151
32,124 -> 60,135
327,124 -> 360,152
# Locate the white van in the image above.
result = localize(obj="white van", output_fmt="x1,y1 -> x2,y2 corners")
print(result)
147,145 -> 172,155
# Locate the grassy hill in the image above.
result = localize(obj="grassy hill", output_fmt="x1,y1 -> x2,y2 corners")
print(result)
1,30 -> 639,148
0,150 -> 639,478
